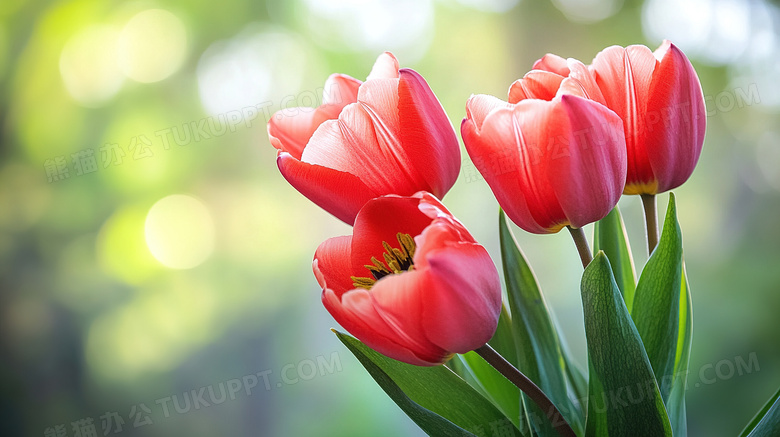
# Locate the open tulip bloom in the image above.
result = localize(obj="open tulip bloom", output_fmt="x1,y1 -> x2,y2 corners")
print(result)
267,48 -> 780,437
268,52 -> 460,225
315,192 -> 502,366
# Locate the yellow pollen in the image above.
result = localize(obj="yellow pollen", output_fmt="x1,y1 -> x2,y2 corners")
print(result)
351,233 -> 416,289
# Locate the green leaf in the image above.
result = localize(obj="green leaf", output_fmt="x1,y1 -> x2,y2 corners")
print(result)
459,351 -> 522,430
449,306 -> 524,431
665,263 -> 693,436
335,330 -> 524,437
631,193 -> 683,402
581,252 -> 672,437
584,360 -> 608,436
559,321 -> 588,404
490,305 -> 520,368
741,386 -> 780,437
499,210 -> 584,436
593,206 -> 637,310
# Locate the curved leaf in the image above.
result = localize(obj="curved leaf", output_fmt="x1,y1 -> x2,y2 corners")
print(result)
458,351 -> 523,430
666,263 -> 693,436
449,306 -> 525,431
631,193 -> 683,402
499,210 -> 584,436
741,386 -> 780,437
490,305 -> 520,367
593,206 -> 637,310
581,252 -> 672,437
335,330 -> 523,436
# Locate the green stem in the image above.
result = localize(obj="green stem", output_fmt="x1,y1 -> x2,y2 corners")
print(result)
474,344 -> 577,437
567,226 -> 593,269
641,193 -> 658,255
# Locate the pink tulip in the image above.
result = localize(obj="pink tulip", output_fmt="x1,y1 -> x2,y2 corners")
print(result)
315,192 -> 502,366
534,41 -> 706,194
461,75 -> 626,234
268,53 -> 460,225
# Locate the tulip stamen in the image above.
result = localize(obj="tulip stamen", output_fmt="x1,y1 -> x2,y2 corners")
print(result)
351,233 -> 416,289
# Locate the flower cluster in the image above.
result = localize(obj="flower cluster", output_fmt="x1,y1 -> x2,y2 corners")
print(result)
266,43 -> 705,366
463,40 -> 705,233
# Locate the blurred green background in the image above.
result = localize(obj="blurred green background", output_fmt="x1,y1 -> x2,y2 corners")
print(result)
1,0 -> 778,436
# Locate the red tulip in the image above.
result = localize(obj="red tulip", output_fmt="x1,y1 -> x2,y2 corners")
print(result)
461,82 -> 626,234
315,192 -> 502,366
535,41 -> 706,195
268,52 -> 460,225
514,57 -> 606,106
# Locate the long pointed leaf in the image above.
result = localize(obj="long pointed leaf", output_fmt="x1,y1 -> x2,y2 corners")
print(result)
558,322 -> 587,404
741,386 -> 780,437
593,206 -> 637,309
459,351 -> 523,430
666,263 -> 693,436
499,210 -> 584,436
335,331 -> 524,436
631,193 -> 683,402
584,360 -> 608,436
581,252 -> 672,436
491,305 -> 520,368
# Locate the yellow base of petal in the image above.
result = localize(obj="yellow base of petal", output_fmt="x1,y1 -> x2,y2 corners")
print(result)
624,180 -> 659,195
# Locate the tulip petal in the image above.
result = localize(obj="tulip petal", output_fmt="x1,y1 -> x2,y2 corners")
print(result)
312,235 -> 356,296
464,94 -> 513,131
556,59 -> 606,105
267,74 -> 361,160
643,42 -> 706,192
300,103 -> 421,195
357,77 -> 429,190
366,271 -> 452,363
397,68 -> 461,199
465,100 -> 568,233
533,53 -> 571,76
508,71 -> 564,103
277,152 -> 378,225
416,191 -> 454,221
422,242 -> 502,353
322,288 -> 440,366
416,192 -> 475,244
322,73 -> 362,107
591,45 -> 658,188
358,77 -> 401,146
412,221 -> 465,272
267,110 -> 322,159
350,195 -> 431,275
550,95 -> 626,228
461,114 -> 548,233
367,52 -> 400,80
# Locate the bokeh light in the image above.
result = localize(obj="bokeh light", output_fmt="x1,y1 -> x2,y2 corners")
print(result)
551,0 -> 623,23
642,0 -> 752,65
59,24 -> 124,106
299,0 -> 434,62
145,194 -> 215,269
86,277 -> 218,382
453,0 -> 520,13
197,25 -> 311,116
97,204 -> 160,285
117,9 -> 188,83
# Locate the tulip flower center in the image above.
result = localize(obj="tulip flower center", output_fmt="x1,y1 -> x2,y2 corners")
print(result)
351,233 -> 416,289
